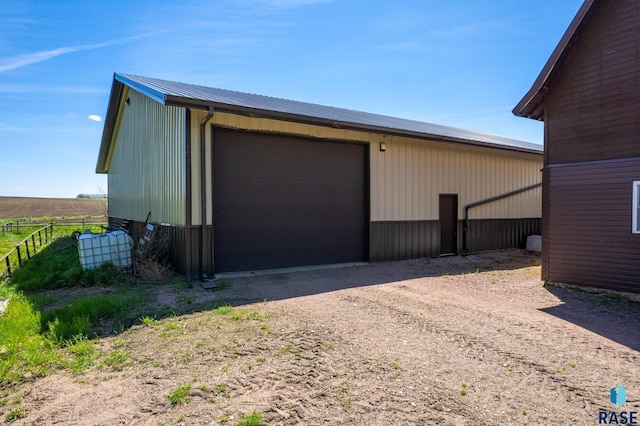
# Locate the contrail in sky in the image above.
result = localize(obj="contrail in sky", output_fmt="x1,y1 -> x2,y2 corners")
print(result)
0,32 -> 164,73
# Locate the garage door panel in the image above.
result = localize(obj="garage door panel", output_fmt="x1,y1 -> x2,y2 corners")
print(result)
213,128 -> 366,273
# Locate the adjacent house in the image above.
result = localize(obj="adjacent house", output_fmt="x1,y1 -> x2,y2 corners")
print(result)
514,0 -> 640,293
98,73 -> 542,279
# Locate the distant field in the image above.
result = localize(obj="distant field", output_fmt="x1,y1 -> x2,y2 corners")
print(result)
0,197 -> 107,220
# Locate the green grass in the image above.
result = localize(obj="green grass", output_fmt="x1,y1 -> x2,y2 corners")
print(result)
167,383 -> 192,405
101,350 -> 132,371
460,383 -> 468,396
0,289 -> 63,386
8,237 -> 119,292
0,231 -> 149,389
0,222 -> 105,258
42,291 -> 143,343
237,411 -> 264,426
212,305 -> 234,316
66,337 -> 98,375
0,228 -> 39,256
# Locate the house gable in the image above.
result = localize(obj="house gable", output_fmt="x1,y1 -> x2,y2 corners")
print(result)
544,0 -> 640,164
514,0 -> 640,293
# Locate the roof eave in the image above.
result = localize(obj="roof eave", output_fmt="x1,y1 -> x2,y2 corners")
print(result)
513,0 -> 597,121
165,96 -> 542,155
96,75 -> 126,173
115,73 -> 166,105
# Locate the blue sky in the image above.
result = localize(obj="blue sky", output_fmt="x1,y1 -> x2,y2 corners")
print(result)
0,0 -> 583,198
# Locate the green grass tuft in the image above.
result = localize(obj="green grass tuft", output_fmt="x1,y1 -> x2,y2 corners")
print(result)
237,410 -> 264,426
167,383 -> 192,405
212,305 -> 234,316
66,337 -> 97,375
42,292 -> 143,343
101,350 -> 131,371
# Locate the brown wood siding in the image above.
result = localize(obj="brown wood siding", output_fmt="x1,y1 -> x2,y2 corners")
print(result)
541,167 -> 551,281
545,0 -> 640,164
546,158 -> 640,293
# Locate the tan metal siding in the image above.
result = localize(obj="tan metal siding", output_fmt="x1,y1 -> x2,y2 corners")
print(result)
190,110 -> 215,226
370,136 -> 542,221
107,89 -> 186,225
209,113 -> 542,222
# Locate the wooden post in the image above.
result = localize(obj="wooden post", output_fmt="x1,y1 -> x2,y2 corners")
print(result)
4,256 -> 10,277
16,245 -> 22,267
31,234 -> 36,254
25,240 -> 30,259
38,230 -> 42,246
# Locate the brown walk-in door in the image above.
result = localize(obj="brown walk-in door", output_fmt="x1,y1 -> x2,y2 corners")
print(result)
213,128 -> 367,273
439,194 -> 458,255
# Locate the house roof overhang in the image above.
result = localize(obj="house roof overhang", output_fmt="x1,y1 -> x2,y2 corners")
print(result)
513,0 -> 598,121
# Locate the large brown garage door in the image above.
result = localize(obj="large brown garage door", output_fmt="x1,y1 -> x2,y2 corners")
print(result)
213,127 -> 367,273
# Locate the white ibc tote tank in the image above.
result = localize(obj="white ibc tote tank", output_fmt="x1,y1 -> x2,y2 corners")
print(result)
77,230 -> 134,270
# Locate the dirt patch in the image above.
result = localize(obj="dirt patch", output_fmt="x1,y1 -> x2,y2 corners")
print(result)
0,197 -> 106,220
3,250 -> 639,425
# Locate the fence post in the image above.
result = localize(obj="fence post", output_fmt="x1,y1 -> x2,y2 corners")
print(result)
4,256 -> 10,277
38,230 -> 42,246
16,245 -> 22,267
24,240 -> 30,260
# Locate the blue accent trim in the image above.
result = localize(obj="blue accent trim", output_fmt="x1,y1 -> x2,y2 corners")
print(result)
114,73 -> 166,105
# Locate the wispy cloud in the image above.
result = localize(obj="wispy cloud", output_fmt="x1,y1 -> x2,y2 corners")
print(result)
88,115 -> 102,122
427,16 -> 525,39
237,0 -> 331,9
0,121 -> 27,131
0,84 -> 106,94
368,40 -> 435,53
0,31 -> 165,73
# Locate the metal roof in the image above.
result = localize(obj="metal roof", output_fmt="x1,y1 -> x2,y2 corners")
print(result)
98,73 -> 542,173
513,0 -> 596,120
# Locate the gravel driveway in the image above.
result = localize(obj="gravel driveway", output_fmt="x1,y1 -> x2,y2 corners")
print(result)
7,249 -> 640,425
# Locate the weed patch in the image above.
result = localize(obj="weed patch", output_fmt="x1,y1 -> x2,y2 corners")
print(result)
66,337 -> 97,375
42,291 -> 144,343
237,410 -> 264,426
101,350 -> 132,371
167,383 -> 192,405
